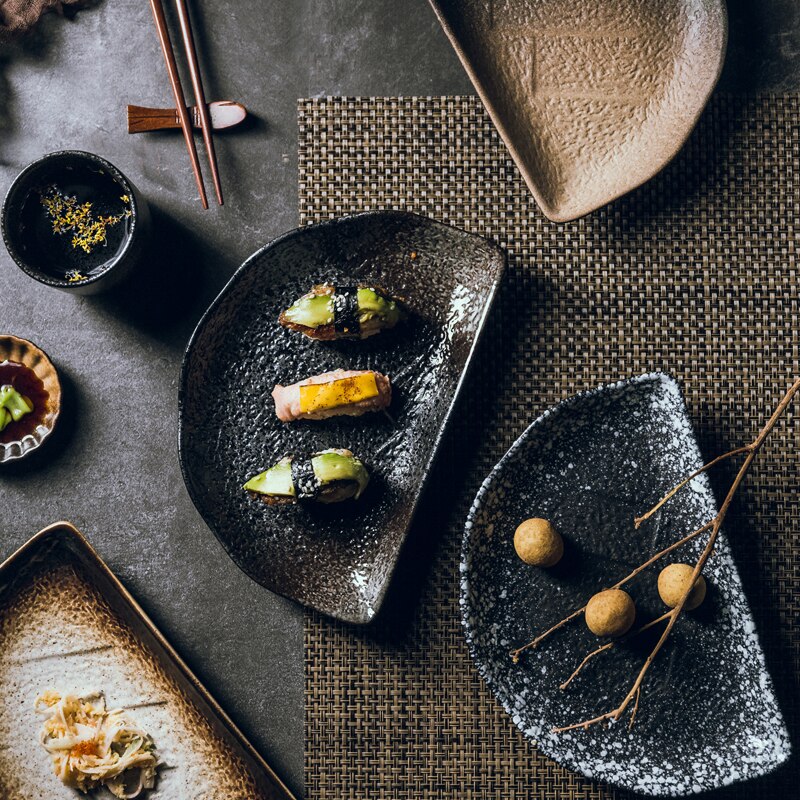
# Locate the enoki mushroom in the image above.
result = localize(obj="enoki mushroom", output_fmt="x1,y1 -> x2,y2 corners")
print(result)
36,691 -> 159,798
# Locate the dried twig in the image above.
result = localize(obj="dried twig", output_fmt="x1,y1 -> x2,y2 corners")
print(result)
559,611 -> 672,690
628,687 -> 641,731
633,445 -> 751,529
547,377 -> 800,733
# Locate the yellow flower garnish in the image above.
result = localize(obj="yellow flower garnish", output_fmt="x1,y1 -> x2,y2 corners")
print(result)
39,186 -> 131,255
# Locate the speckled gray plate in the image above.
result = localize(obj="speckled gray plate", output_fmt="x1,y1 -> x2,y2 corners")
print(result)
180,211 -> 505,623
0,522 -> 294,800
462,374 -> 790,795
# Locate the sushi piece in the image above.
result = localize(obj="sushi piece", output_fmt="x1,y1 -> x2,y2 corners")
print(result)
279,284 -> 404,340
244,448 -> 369,505
272,369 -> 392,422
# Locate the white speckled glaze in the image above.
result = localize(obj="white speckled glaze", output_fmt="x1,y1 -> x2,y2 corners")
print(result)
461,374 -> 790,795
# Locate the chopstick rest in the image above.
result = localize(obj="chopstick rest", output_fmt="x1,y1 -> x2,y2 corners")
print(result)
127,101 -> 247,134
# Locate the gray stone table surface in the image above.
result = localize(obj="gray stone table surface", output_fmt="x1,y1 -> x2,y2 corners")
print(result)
0,1 -> 797,798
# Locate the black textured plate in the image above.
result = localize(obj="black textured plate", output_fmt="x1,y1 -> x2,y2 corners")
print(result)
462,374 -> 790,795
180,211 -> 504,623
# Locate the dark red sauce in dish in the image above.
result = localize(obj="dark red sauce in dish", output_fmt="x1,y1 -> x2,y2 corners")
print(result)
0,360 -> 49,444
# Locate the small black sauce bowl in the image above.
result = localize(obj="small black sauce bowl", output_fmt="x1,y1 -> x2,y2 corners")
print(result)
1,151 -> 151,296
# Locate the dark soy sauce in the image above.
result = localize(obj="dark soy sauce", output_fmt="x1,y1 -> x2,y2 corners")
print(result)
0,361 -> 49,444
15,162 -> 132,281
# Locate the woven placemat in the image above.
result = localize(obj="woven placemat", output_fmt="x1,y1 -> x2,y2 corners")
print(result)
300,96 -> 799,799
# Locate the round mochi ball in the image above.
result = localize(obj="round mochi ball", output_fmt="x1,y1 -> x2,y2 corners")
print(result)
658,563 -> 707,610
585,589 -> 636,637
513,518 -> 564,567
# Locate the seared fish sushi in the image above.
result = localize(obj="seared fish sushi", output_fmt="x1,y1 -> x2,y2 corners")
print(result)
244,449 -> 369,505
272,369 -> 391,422
279,284 -> 404,340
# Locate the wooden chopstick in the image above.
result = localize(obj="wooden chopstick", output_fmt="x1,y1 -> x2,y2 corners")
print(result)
174,0 -> 223,205
148,0 -> 209,209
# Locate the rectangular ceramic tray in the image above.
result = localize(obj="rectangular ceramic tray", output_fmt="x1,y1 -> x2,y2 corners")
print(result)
0,522 -> 294,800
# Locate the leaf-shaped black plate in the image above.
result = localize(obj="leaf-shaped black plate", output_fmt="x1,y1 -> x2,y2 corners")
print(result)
180,211 -> 504,623
462,374 -> 790,795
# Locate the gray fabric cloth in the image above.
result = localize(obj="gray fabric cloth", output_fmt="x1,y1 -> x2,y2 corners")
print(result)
0,0 -> 84,42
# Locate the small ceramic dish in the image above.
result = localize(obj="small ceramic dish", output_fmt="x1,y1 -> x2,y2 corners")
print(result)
1,151 -> 151,295
0,335 -> 61,463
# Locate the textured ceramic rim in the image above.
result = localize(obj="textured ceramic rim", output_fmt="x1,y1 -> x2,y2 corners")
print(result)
0,334 -> 62,464
460,372 -> 789,793
0,521 -> 297,800
426,1 -> 728,222
178,210 -> 506,622
1,150 -> 141,290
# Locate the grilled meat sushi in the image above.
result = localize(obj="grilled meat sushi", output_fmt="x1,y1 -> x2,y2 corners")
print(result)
244,449 -> 369,505
272,369 -> 391,422
279,284 -> 404,340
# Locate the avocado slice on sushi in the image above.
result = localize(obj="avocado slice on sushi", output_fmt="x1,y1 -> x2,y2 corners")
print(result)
244,449 -> 370,505
279,284 -> 404,340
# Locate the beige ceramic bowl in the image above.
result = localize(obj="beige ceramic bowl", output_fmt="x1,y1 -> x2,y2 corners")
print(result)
0,335 -> 61,463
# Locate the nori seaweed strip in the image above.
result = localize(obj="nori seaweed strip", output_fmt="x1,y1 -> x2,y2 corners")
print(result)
333,286 -> 360,335
291,456 -> 321,500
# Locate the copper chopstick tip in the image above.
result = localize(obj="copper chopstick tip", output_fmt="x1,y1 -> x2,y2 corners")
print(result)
174,0 -> 224,207
148,0 -> 212,209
